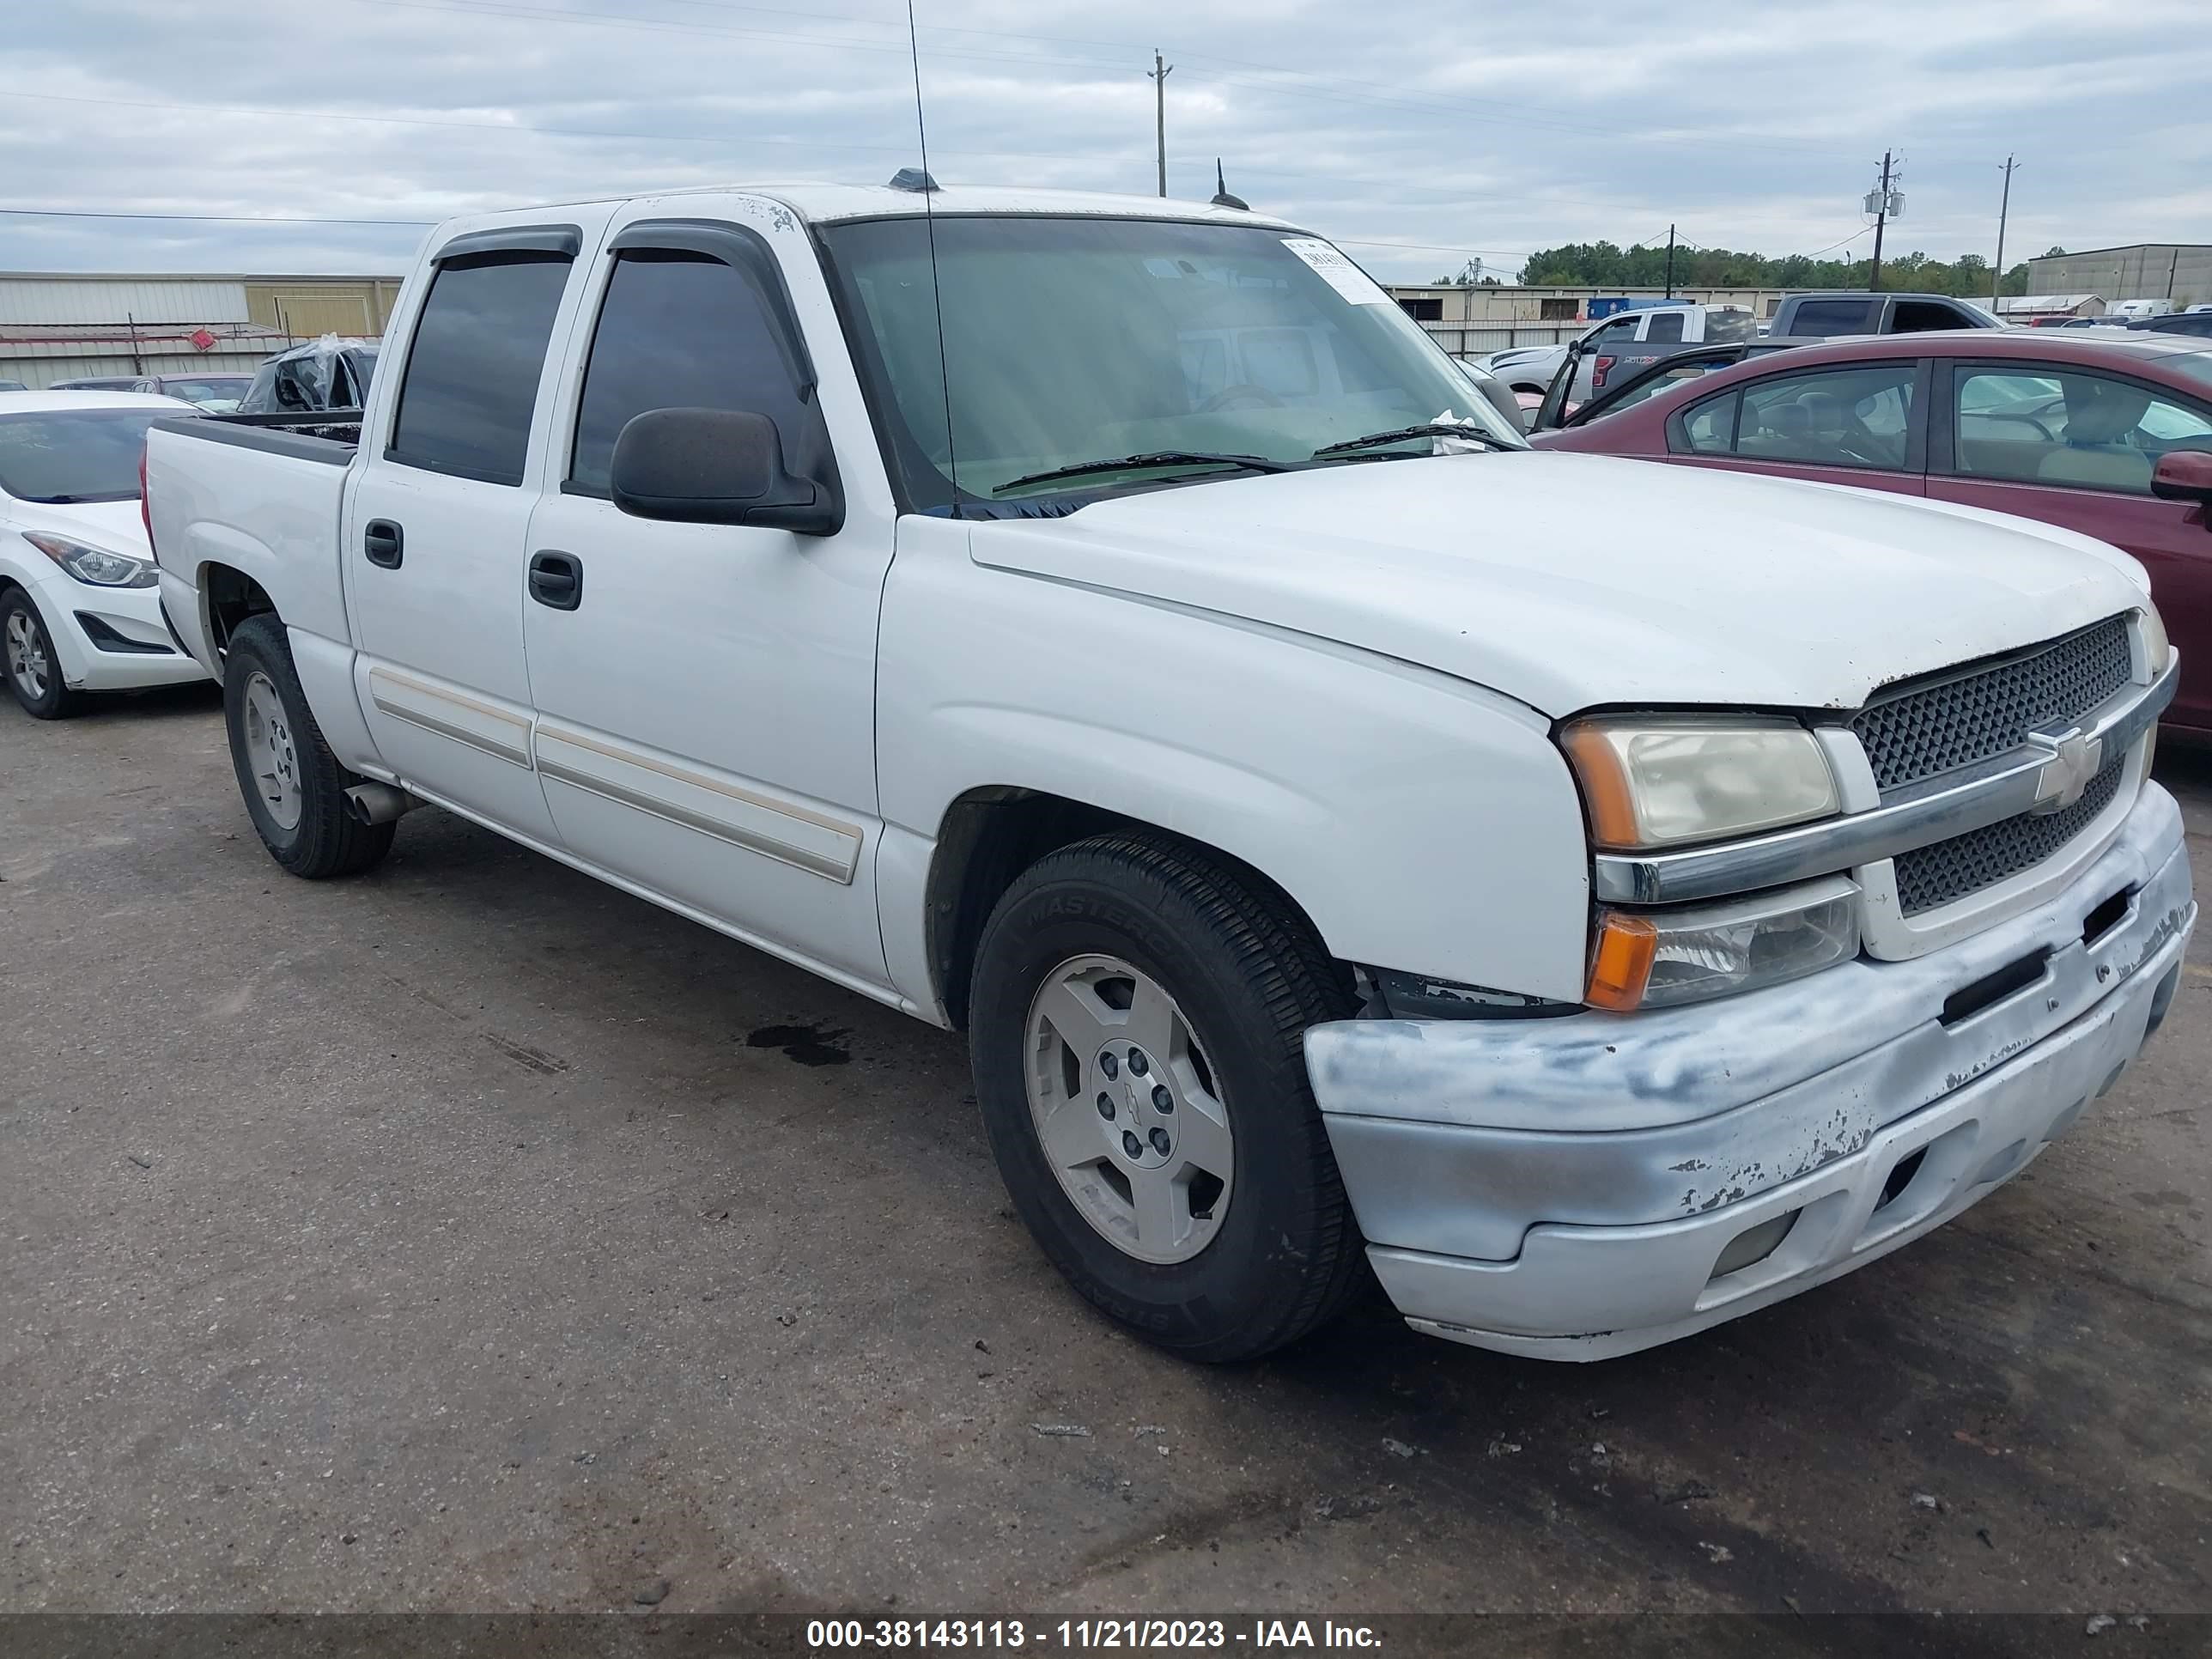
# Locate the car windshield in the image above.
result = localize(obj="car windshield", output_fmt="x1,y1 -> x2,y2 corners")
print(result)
161,378 -> 250,406
2161,345 -> 2212,393
820,215 -> 1522,507
0,407 -> 173,502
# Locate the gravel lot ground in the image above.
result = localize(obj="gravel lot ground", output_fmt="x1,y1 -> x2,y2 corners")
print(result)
3,685 -> 2208,1632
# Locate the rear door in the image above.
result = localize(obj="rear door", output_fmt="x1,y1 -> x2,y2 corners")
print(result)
1663,357 -> 1931,498
1601,308 -> 1688,390
1928,358 -> 2212,728
518,204 -> 896,986
343,216 -> 612,841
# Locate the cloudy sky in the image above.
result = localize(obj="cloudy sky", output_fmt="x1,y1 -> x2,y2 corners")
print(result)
2,0 -> 2208,283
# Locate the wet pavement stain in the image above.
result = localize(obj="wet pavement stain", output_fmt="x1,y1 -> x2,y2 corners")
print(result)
745,1022 -> 852,1066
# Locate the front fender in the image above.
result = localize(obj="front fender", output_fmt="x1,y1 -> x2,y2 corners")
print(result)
876,520 -> 1593,1003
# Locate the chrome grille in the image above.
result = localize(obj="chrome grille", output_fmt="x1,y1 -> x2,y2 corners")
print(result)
1893,758 -> 2125,916
1851,617 -> 2132,794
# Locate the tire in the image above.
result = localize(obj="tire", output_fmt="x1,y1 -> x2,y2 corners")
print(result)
223,613 -> 395,878
969,832 -> 1367,1362
2,587 -> 88,720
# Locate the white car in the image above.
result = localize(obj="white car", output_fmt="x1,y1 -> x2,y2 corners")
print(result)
1,391 -> 210,718
1479,302 -> 1759,401
146,183 -> 2191,1363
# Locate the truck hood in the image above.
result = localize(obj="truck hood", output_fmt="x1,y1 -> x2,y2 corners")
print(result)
963,452 -> 2150,716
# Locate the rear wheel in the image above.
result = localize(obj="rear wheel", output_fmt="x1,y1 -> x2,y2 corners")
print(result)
969,834 -> 1367,1362
224,614 -> 394,878
2,589 -> 86,720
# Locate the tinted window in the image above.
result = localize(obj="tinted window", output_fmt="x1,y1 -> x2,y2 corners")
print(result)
388,252 -> 570,485
1680,392 -> 1737,453
569,250 -> 813,495
1704,308 -> 1758,344
1788,299 -> 1875,335
1952,368 -> 2212,493
1593,356 -> 1732,422
0,408 -> 173,502
1733,364 -> 1917,468
1643,311 -> 1685,343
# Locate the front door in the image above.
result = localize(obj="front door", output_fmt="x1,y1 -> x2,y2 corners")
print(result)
520,206 -> 896,987
1668,358 -> 1930,500
344,220 -> 609,840
1929,361 -> 2212,729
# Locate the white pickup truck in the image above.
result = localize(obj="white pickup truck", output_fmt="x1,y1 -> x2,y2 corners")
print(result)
144,183 -> 2192,1363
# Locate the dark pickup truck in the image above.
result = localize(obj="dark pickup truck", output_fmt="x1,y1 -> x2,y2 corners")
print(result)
1766,291 -> 2002,338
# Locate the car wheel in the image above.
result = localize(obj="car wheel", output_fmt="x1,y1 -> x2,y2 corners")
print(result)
2,588 -> 87,720
969,833 -> 1368,1362
224,614 -> 395,878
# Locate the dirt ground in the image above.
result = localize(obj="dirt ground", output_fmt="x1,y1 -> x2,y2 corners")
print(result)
3,685 -> 2207,1636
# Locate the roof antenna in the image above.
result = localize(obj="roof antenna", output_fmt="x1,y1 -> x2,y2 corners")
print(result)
1210,160 -> 1248,212
905,0 -> 959,516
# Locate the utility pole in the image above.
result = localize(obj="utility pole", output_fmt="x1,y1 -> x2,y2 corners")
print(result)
1148,49 -> 1173,197
1992,155 -> 2016,302
1869,150 -> 1893,292
1664,223 -> 1675,298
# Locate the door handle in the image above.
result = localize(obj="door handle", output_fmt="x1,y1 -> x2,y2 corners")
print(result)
529,550 -> 583,611
364,520 -> 404,568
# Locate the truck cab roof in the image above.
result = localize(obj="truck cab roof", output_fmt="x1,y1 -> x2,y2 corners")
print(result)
432,182 -> 1304,243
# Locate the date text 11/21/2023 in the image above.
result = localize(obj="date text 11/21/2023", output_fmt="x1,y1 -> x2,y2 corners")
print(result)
805,1619 -> 1384,1650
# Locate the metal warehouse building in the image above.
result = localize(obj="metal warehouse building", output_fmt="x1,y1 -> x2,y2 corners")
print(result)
2025,245 -> 2212,310
0,272 -> 401,390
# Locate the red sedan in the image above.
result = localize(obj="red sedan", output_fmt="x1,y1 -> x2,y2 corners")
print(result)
1534,330 -> 2212,731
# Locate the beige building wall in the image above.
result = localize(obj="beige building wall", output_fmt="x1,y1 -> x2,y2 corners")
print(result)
246,279 -> 403,341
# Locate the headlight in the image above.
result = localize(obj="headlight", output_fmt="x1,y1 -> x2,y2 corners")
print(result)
2142,603 -> 2171,677
24,532 -> 156,589
1587,878 -> 1861,1012
1560,715 -> 1839,850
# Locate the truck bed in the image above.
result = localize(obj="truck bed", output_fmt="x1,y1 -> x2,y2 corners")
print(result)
144,410 -> 363,668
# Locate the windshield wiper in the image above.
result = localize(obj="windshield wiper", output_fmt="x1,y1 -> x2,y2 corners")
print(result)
1311,423 -> 1516,459
992,450 -> 1293,496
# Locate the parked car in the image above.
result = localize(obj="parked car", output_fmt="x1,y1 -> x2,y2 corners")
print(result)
46,373 -> 256,410
145,183 -> 2191,1364
1534,329 -> 2212,731
1766,291 -> 2003,338
1523,338 -> 1816,434
2128,312 -> 2212,339
0,391 -> 210,717
1760,292 -> 2008,338
0,379 -> 27,393
1478,302 -> 1758,402
237,337 -> 378,414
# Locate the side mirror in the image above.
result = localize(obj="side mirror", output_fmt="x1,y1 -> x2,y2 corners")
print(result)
611,407 -> 843,536
2150,449 -> 2212,509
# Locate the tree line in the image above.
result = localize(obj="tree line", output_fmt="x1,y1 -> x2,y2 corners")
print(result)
1439,241 -> 2069,295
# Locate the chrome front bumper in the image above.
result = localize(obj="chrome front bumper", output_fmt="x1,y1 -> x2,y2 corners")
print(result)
1304,783 -> 2194,1360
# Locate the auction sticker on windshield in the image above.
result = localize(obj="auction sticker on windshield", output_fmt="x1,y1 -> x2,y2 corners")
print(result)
1282,238 -> 1389,304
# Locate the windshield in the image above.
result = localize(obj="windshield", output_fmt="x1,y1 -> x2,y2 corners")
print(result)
821,215 -> 1522,507
0,407 -> 173,502
160,377 -> 250,407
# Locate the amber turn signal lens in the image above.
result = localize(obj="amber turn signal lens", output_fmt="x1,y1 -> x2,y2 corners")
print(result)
1559,721 -> 1643,849
1586,912 -> 1658,1012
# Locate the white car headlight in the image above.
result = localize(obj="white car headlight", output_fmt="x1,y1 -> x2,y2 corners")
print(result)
1560,715 -> 1839,851
1588,877 -> 1861,1012
23,532 -> 156,589
2142,602 -> 2171,676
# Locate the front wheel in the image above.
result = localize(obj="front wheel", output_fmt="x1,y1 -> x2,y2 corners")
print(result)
2,589 -> 86,720
969,834 -> 1366,1362
223,614 -> 394,878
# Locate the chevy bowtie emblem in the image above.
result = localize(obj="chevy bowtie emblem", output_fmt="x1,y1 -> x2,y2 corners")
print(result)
2028,727 -> 2104,814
